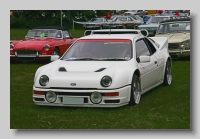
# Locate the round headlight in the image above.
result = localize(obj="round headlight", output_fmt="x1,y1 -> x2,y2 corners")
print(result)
90,92 -> 102,104
44,44 -> 50,51
39,75 -> 49,86
101,76 -> 112,87
46,91 -> 57,103
10,44 -> 14,50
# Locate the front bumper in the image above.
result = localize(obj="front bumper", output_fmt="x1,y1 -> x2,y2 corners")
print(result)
33,85 -> 131,108
10,54 -> 52,61
169,49 -> 190,59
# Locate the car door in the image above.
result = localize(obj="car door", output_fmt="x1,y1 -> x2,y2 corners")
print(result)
135,38 -> 161,92
127,17 -> 135,28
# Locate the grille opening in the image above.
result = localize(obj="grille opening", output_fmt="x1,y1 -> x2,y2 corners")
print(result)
34,98 -> 45,102
104,100 -> 120,103
168,44 -> 179,49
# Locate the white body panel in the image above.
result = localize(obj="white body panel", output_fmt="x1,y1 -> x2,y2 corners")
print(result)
33,32 -> 170,107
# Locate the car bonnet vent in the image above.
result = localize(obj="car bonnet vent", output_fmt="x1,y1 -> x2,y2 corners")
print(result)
95,68 -> 106,72
59,67 -> 67,72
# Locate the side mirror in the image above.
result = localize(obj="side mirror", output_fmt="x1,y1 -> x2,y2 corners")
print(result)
136,56 -> 150,63
140,29 -> 149,37
84,30 -> 92,36
51,55 -> 59,62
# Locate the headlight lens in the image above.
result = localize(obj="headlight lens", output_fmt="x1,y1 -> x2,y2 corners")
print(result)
39,75 -> 49,86
90,92 -> 102,104
180,40 -> 189,48
10,44 -> 14,50
101,76 -> 112,87
46,91 -> 57,103
44,44 -> 50,51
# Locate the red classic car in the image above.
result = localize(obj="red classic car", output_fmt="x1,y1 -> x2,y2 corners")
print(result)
10,26 -> 77,62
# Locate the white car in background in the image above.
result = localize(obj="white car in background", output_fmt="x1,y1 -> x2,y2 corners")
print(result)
33,29 -> 172,107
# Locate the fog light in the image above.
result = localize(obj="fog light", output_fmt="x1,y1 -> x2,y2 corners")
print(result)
90,92 -> 102,104
45,91 -> 57,103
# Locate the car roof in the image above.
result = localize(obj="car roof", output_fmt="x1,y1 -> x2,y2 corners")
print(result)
160,18 -> 190,23
79,33 -> 140,40
32,26 -> 68,31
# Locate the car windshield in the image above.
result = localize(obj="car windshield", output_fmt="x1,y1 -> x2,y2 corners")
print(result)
27,29 -> 62,38
61,39 -> 132,61
90,18 -> 104,22
113,17 -> 127,22
150,17 -> 170,23
157,22 -> 190,34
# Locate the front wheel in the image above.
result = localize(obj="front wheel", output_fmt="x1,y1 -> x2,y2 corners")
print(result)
129,74 -> 141,105
52,48 -> 60,57
163,60 -> 172,85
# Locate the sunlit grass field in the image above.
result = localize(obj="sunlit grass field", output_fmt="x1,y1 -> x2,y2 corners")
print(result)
10,28 -> 190,129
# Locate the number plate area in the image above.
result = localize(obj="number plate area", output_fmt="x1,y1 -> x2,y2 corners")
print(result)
63,97 -> 84,104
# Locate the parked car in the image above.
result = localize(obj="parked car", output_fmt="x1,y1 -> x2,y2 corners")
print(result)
106,16 -> 144,29
141,15 -> 153,24
124,10 -> 147,16
155,18 -> 190,59
138,15 -> 173,36
82,17 -> 110,30
33,29 -> 172,107
10,26 -> 77,62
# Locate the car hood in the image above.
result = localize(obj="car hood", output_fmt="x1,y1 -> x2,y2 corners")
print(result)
156,32 -> 190,43
34,60 -> 135,89
13,39 -> 55,50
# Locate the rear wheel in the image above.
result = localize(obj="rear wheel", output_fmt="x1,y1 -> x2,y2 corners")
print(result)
129,74 -> 141,105
163,60 -> 172,85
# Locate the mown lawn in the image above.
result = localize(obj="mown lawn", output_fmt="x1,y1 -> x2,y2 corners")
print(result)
10,28 -> 190,129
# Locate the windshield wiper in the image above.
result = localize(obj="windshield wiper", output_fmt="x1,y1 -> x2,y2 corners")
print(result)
102,58 -> 127,61
63,58 -> 98,61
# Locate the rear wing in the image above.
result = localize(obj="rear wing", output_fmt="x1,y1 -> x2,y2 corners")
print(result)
149,37 -> 168,50
84,29 -> 149,37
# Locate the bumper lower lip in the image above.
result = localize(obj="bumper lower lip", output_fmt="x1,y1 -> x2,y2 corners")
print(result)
10,55 -> 52,58
33,85 -> 131,108
10,55 -> 52,61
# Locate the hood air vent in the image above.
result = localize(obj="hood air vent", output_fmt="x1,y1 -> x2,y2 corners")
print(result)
95,68 -> 106,72
59,67 -> 67,72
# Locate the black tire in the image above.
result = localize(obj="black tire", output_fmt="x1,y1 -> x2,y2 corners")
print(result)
129,74 -> 141,105
52,48 -> 60,57
163,60 -> 172,85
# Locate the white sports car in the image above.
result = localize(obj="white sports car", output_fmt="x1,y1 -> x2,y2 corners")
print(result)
33,29 -> 172,107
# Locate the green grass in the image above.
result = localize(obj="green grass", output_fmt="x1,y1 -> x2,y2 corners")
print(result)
10,28 -> 190,129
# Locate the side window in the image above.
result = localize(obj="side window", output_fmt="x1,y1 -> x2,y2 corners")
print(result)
135,39 -> 151,57
128,17 -> 133,21
144,38 -> 156,54
63,31 -> 70,38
